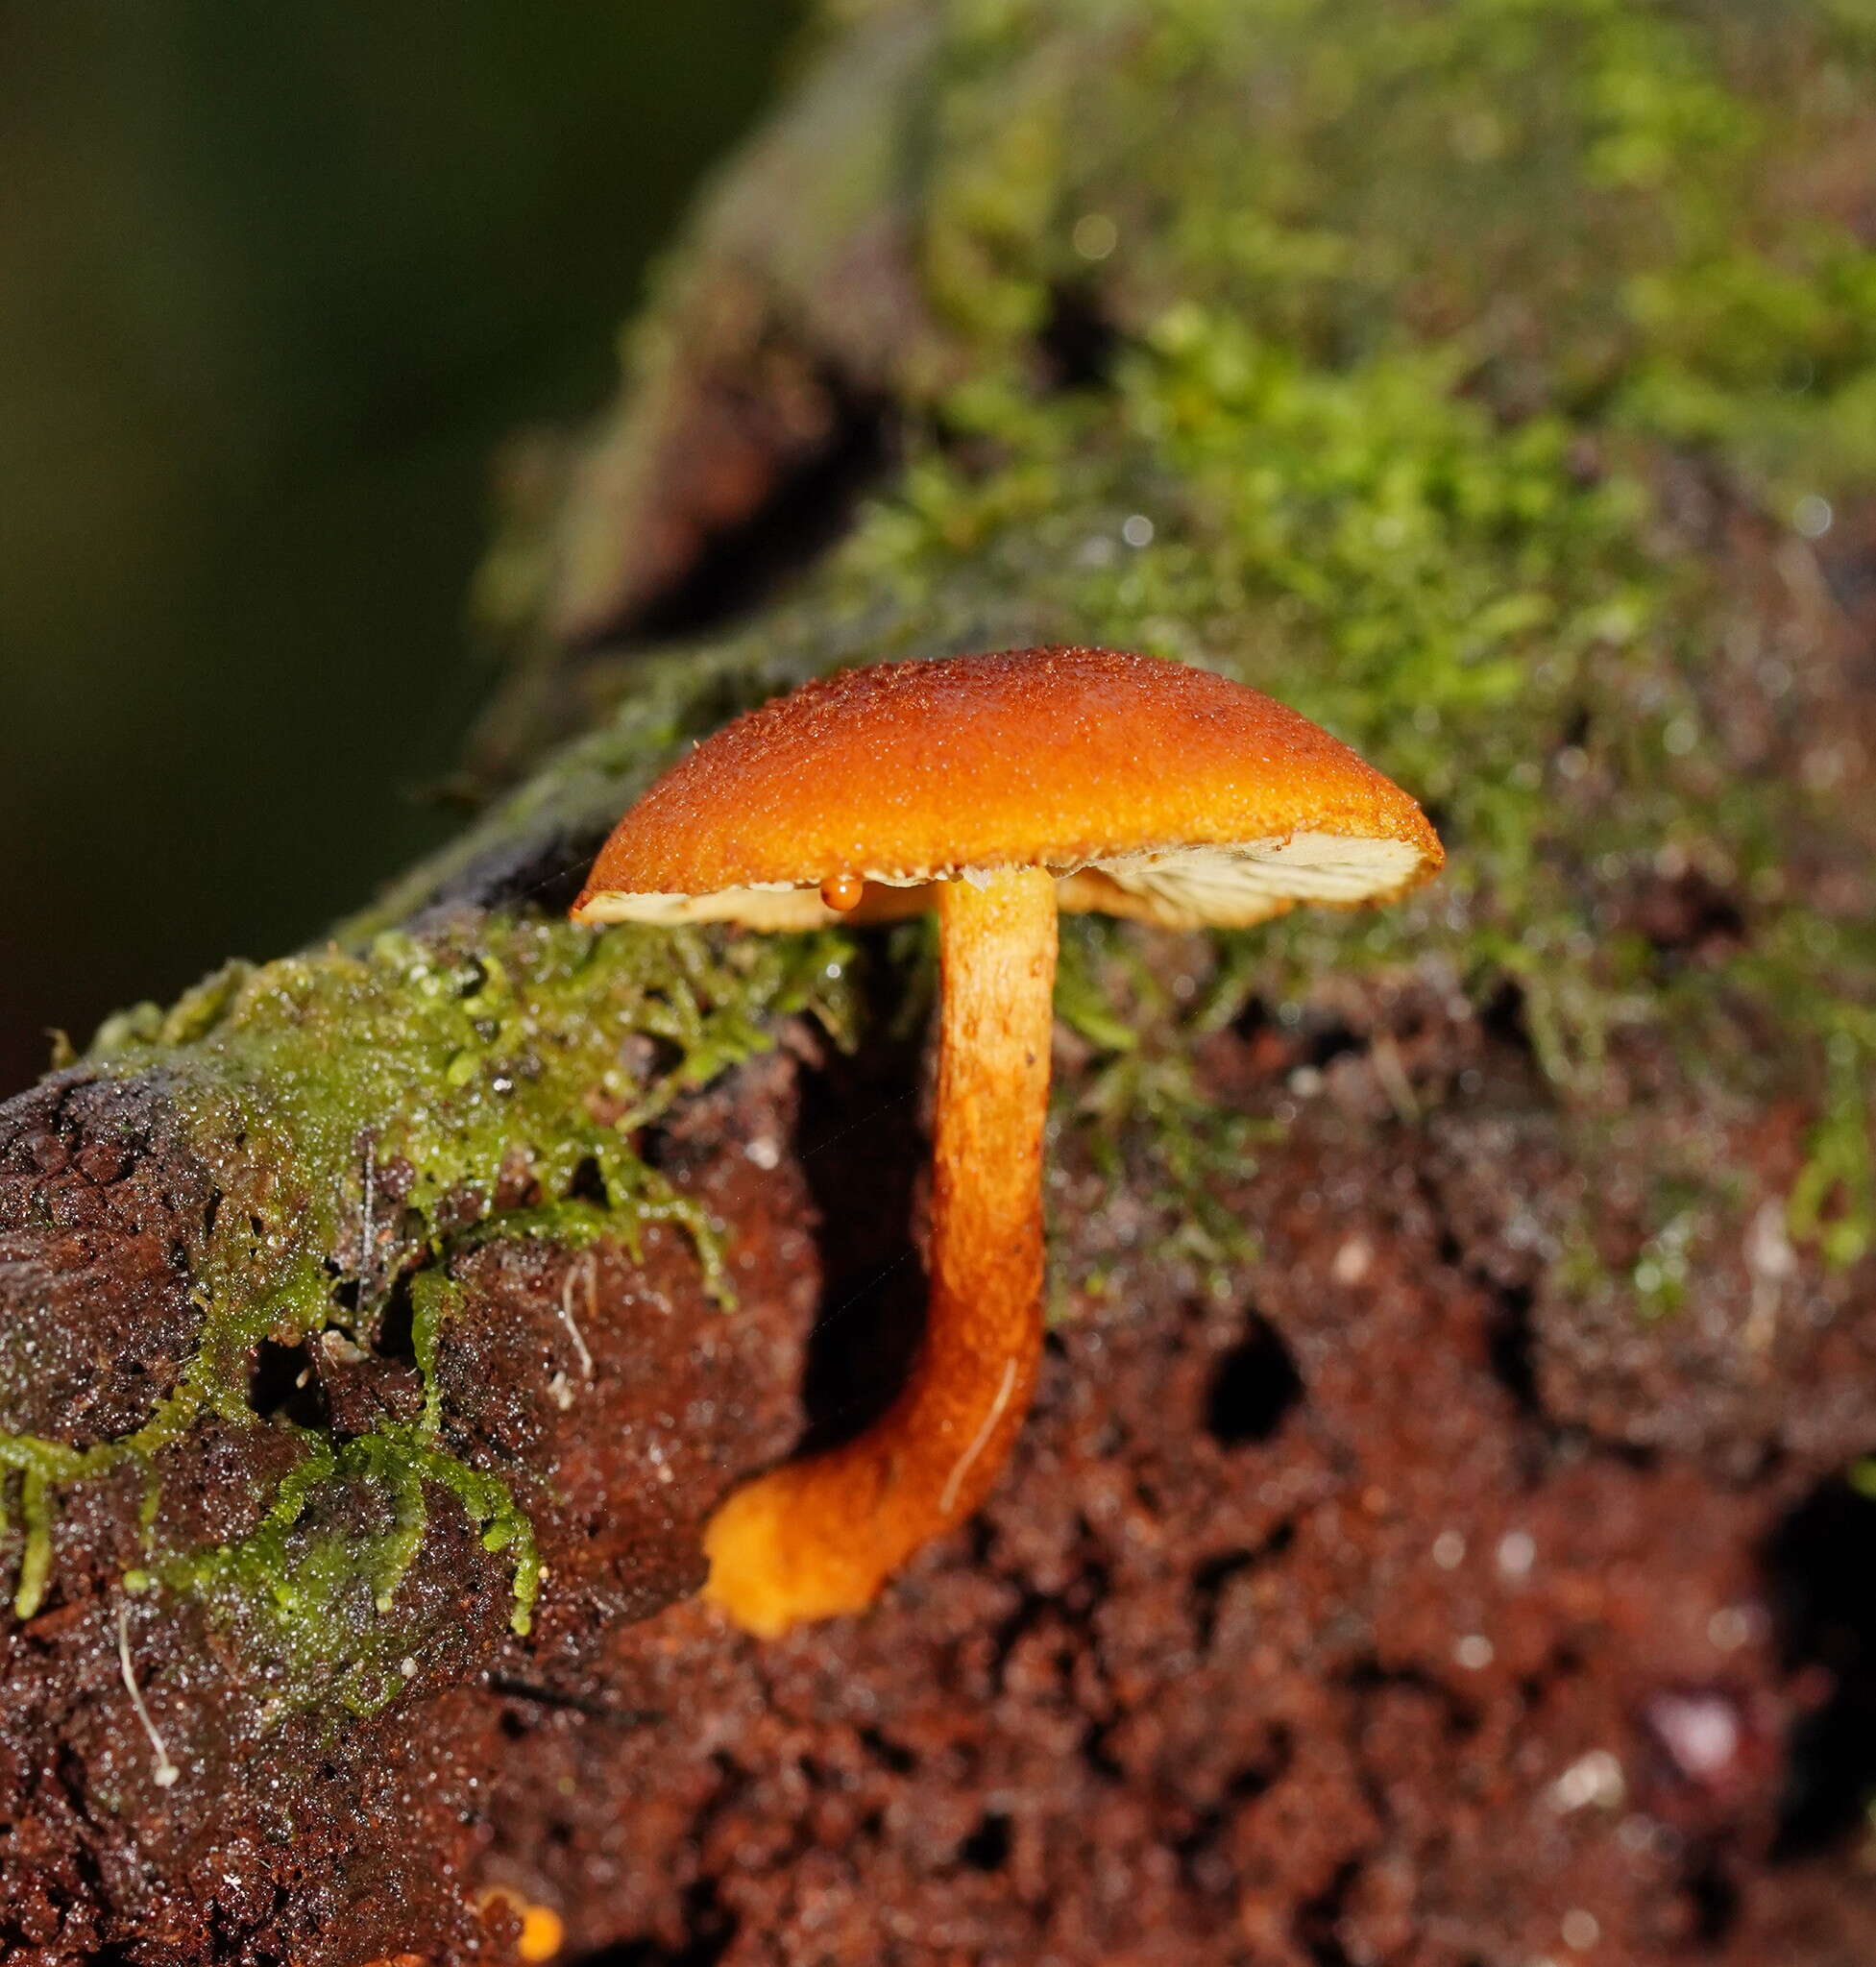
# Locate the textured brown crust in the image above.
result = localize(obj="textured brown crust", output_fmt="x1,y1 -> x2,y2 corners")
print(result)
573,648 -> 1442,917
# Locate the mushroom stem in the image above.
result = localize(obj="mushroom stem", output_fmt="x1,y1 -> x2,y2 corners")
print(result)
704,865 -> 1058,1635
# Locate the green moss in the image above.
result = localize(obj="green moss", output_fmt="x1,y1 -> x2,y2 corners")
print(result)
908,0 -> 1876,493
1,919 -> 855,1705
1055,916 -> 1271,1298
128,1419 -> 539,1717
1788,1010 -> 1876,1271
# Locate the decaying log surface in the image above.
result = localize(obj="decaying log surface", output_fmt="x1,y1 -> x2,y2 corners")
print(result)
5,3 -> 1876,1962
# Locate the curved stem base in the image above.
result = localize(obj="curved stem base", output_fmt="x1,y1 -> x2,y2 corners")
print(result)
704,866 -> 1058,1637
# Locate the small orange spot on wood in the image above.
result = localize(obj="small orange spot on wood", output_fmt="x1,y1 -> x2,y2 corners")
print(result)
478,1885 -> 566,1961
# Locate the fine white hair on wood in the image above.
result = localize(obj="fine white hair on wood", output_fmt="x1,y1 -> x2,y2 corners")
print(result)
116,1600 -> 180,1790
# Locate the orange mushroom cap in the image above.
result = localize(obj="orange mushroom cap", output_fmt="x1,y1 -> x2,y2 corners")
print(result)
572,646 -> 1441,931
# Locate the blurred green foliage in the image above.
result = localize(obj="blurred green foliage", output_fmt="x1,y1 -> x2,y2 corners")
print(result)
0,2 -> 801,1095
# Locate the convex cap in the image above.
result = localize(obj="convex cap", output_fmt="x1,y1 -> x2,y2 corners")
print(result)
573,646 -> 1443,932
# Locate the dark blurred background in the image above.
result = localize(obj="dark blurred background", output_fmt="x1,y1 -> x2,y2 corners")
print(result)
0,3 -> 803,1098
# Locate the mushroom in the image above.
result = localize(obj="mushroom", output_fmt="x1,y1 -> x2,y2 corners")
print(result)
573,647 -> 1441,1635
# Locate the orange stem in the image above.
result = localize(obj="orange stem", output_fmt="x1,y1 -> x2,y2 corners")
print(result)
703,865 -> 1058,1636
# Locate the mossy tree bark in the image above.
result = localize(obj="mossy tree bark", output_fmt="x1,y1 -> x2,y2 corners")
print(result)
4,3 -> 1876,1961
